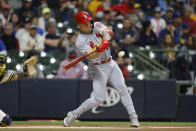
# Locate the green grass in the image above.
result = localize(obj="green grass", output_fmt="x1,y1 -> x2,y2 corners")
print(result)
12,120 -> 196,126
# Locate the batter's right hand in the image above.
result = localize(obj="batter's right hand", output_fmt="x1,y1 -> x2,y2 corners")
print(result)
97,39 -> 109,52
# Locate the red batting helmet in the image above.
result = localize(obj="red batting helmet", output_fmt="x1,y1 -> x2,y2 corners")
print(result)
75,11 -> 93,25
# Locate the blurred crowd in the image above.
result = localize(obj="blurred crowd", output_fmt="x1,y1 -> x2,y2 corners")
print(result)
0,0 -> 196,88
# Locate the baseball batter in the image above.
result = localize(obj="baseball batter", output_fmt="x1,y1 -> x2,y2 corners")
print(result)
0,54 -> 37,127
64,11 -> 140,127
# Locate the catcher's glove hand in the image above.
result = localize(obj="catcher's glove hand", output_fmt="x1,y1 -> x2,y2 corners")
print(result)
23,56 -> 38,77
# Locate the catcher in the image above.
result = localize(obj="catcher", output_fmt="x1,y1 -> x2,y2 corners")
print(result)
0,54 -> 37,127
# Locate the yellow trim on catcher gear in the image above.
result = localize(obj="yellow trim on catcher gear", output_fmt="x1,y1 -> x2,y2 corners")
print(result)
7,72 -> 14,82
0,64 -> 6,76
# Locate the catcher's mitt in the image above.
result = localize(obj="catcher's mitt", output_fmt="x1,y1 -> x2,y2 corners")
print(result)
23,56 -> 38,77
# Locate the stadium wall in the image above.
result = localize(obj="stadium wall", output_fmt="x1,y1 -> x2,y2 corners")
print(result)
0,79 -> 194,121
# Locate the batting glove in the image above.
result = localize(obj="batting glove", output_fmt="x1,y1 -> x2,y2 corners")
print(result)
97,39 -> 109,52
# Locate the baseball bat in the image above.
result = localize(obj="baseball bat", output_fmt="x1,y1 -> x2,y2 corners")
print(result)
63,49 -> 96,70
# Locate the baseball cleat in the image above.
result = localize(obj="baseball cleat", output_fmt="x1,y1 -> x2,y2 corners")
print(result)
130,116 -> 140,127
64,112 -> 76,127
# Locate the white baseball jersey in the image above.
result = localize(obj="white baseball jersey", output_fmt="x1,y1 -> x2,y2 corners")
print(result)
0,109 -> 6,123
76,22 -> 112,79
76,22 -> 111,63
20,34 -> 45,52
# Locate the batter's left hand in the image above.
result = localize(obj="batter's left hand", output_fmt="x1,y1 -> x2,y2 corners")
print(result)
97,39 -> 109,52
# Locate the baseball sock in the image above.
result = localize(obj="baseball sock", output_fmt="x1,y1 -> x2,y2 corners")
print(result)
120,90 -> 137,118
73,97 -> 102,118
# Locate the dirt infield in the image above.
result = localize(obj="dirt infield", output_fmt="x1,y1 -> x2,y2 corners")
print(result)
1,125 -> 196,131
